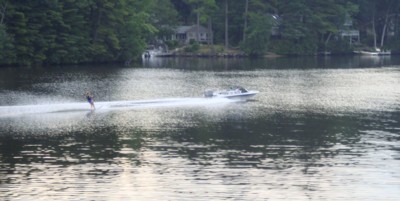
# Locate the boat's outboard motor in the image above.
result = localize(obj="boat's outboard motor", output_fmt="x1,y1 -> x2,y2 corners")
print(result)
204,90 -> 214,98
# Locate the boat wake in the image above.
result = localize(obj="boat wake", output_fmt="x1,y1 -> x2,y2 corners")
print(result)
0,97 -> 237,118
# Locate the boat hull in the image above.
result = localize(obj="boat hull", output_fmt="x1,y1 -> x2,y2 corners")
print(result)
213,90 -> 259,99
354,50 -> 391,56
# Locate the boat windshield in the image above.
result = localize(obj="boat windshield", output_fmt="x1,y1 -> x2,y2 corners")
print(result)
231,86 -> 247,93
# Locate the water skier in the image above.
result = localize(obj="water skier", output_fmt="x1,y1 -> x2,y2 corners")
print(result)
85,91 -> 95,110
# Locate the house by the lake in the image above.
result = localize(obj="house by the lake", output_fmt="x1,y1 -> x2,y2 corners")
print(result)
339,16 -> 360,44
171,25 -> 212,44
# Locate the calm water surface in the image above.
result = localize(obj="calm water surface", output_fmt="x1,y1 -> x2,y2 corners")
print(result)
0,56 -> 400,200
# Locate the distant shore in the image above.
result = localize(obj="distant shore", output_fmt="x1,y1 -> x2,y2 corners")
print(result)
150,49 -> 396,59
146,44 -> 396,59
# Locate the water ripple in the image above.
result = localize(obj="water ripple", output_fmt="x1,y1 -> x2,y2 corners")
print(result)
1,65 -> 400,200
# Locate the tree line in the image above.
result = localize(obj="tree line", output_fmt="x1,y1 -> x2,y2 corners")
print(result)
1,0 -> 400,66
0,0 -> 158,66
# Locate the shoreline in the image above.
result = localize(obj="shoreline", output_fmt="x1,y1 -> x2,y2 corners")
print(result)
149,51 -> 396,59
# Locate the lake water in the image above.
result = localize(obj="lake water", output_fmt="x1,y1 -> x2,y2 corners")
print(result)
0,56 -> 400,200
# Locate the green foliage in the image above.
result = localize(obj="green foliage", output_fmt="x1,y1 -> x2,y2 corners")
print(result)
386,32 -> 400,53
149,0 -> 179,41
2,0 -> 400,65
184,39 -> 200,52
0,24 -> 15,64
326,39 -> 354,54
240,14 -> 273,56
356,0 -> 400,49
165,40 -> 179,50
271,36 -> 318,56
183,0 -> 217,23
119,8 -> 157,61
50,0 -> 91,64
0,0 -> 155,66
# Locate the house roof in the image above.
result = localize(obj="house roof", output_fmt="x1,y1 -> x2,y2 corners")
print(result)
176,25 -> 209,34
176,26 -> 192,33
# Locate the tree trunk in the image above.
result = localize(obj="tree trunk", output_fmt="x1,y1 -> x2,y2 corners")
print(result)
208,17 -> 213,45
196,9 -> 200,42
91,3 -> 103,42
225,0 -> 229,49
243,0 -> 249,42
380,9 -> 391,48
324,33 -> 332,47
0,2 -> 7,25
372,11 -> 377,50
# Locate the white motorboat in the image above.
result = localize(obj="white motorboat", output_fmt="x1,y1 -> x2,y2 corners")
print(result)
353,49 -> 391,56
204,86 -> 259,99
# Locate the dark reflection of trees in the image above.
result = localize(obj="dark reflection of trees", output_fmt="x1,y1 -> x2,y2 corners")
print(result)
174,113 -> 361,146
0,126 -> 143,169
140,56 -> 397,71
161,112 -> 363,170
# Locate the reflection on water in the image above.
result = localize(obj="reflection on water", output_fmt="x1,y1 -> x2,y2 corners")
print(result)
1,57 -> 400,200
142,55 -> 397,69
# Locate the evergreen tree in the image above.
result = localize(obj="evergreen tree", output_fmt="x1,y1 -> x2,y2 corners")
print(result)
240,0 -> 275,56
241,13 -> 273,56
2,0 -> 400,64
48,0 -> 91,64
0,0 -> 155,66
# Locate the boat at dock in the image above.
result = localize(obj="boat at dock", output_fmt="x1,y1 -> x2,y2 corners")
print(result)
354,49 -> 391,56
